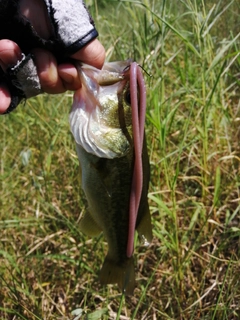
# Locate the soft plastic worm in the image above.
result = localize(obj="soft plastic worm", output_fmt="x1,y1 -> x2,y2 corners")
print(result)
127,62 -> 147,258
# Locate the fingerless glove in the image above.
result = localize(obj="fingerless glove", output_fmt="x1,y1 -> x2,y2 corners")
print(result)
0,0 -> 98,114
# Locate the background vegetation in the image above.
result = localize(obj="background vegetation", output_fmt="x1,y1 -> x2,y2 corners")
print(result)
0,0 -> 239,319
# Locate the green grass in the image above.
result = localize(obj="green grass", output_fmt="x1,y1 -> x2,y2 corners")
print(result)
1,0 -> 240,319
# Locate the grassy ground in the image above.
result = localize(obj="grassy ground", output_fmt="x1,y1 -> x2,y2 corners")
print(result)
0,0 -> 240,319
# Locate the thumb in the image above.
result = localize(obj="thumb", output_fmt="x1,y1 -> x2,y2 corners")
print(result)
71,39 -> 105,69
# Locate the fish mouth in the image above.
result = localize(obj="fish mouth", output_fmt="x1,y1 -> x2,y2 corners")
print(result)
70,61 -> 133,159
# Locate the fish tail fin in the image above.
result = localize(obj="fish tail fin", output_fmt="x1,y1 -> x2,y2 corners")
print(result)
137,204 -> 152,245
99,255 -> 135,295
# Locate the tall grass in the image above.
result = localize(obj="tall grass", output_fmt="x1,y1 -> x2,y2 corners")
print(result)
1,0 -> 240,319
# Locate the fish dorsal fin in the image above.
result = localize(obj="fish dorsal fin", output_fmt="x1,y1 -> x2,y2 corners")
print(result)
136,204 -> 152,246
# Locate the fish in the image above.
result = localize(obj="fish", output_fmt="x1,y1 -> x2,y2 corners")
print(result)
69,61 -> 152,295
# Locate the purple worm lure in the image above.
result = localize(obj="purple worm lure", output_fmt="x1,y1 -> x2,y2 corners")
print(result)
127,62 -> 147,258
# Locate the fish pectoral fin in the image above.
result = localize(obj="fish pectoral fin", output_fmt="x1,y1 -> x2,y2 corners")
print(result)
136,204 -> 153,246
79,210 -> 102,237
99,254 -> 135,296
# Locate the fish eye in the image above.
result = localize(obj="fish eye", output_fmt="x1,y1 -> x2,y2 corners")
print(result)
124,90 -> 131,105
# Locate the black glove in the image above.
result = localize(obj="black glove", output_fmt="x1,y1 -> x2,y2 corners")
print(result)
0,0 -> 98,114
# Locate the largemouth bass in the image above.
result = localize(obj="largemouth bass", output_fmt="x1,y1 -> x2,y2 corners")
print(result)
69,61 -> 152,295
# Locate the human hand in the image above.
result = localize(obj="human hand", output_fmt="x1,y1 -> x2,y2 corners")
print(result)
0,0 -> 105,114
